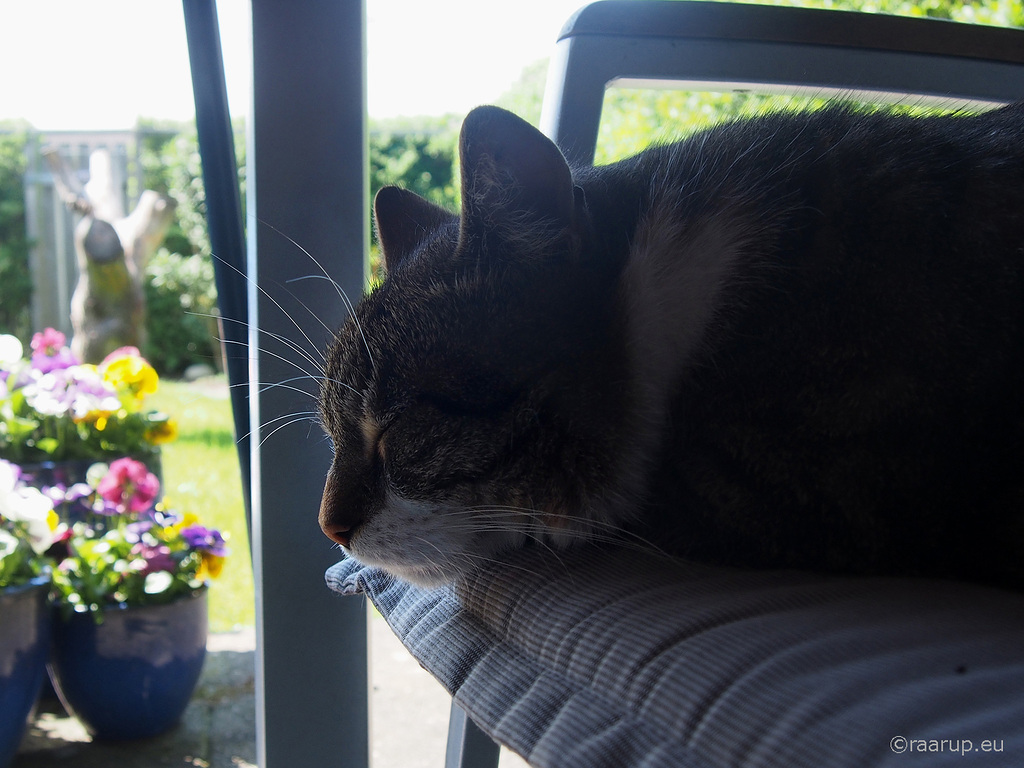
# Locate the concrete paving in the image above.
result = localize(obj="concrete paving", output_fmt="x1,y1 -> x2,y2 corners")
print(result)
13,616 -> 529,768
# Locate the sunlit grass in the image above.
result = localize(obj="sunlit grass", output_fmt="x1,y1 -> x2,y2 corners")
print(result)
149,376 -> 254,633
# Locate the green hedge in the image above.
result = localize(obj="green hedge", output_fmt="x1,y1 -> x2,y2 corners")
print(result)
144,248 -> 219,377
0,132 -> 32,342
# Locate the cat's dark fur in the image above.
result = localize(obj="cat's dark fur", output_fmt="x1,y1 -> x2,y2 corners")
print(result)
318,103 -> 1024,588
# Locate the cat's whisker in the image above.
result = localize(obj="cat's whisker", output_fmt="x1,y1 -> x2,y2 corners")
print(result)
206,250 -> 331,376
454,549 -> 559,583
261,410 -> 321,428
451,504 -> 672,558
238,410 -> 321,443
431,516 -> 662,578
285,273 -> 367,349
248,377 -> 320,398
284,274 -> 350,341
206,311 -> 327,377
217,336 -> 326,387
229,374 -> 361,401
207,333 -> 322,385
437,505 -> 638,550
222,376 -> 321,402
409,534 -> 539,581
225,379 -> 315,410
255,413 -> 322,447
403,537 -> 452,583
254,218 -> 377,375
208,244 -> 379,404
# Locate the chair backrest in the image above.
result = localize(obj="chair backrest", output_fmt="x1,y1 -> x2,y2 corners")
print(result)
540,0 -> 1024,165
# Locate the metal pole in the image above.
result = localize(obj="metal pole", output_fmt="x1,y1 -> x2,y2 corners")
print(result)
249,0 -> 370,765
182,0 -> 251,526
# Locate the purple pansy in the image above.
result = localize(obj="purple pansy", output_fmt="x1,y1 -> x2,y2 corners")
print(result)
130,542 -> 176,575
29,328 -> 79,373
180,524 -> 229,557
124,520 -> 154,543
21,367 -> 120,421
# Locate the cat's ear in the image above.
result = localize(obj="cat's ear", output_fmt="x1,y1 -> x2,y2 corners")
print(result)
374,186 -> 453,272
458,106 -> 575,239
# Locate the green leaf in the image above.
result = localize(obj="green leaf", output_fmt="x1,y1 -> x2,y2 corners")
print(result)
35,437 -> 60,455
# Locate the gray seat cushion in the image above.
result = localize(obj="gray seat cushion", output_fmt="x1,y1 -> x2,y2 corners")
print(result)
326,546 -> 1024,767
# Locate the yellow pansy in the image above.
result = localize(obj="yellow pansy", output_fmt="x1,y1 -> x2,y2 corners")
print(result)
100,353 -> 159,403
145,418 -> 179,445
197,553 -> 225,580
167,511 -> 200,536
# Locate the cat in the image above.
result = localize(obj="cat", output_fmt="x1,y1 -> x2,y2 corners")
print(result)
317,103 -> 1024,589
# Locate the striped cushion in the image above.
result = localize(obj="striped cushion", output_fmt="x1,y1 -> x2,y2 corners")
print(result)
326,546 -> 1024,767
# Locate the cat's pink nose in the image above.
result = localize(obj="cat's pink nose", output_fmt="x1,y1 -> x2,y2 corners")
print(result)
322,522 -> 353,549
319,464 -> 365,550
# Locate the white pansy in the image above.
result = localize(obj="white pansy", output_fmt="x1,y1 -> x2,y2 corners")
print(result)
0,461 -> 18,496
0,334 -> 23,365
144,571 -> 173,594
0,528 -> 19,560
0,460 -> 59,554
23,373 -> 70,417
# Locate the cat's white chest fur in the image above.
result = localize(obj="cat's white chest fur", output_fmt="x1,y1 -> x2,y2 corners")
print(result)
615,202 -> 750,510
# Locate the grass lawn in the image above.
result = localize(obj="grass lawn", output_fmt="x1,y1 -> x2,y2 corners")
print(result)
149,376 -> 254,633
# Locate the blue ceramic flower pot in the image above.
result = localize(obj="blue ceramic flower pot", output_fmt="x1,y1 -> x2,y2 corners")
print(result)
49,588 -> 207,740
0,577 -> 51,768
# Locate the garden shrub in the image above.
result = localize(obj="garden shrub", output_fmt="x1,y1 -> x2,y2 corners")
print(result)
144,248 -> 219,377
137,122 -> 245,378
0,132 -> 32,342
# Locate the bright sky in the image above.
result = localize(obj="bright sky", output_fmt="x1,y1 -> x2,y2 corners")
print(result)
0,0 -> 588,130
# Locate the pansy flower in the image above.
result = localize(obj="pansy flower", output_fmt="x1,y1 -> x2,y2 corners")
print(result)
29,328 -> 79,373
130,541 -> 176,576
0,334 -> 24,369
180,524 -> 229,557
66,366 -> 122,426
144,417 -> 179,445
100,348 -> 159,404
0,459 -> 60,554
0,327 -> 169,463
21,366 -> 121,425
96,457 -> 160,513
45,459 -> 229,619
180,523 -> 229,579
124,520 -> 154,543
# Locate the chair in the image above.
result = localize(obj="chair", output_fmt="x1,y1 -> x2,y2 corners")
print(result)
328,3 -> 1024,767
542,0 -> 1024,165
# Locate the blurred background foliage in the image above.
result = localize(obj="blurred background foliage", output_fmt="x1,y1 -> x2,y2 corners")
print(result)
0,130 -> 33,343
0,0 -> 1020,375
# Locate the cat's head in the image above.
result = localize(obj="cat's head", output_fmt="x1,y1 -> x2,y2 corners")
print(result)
318,106 -> 631,585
